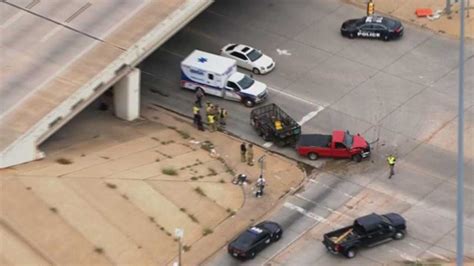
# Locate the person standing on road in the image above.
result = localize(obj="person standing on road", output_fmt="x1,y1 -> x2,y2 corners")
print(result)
387,154 -> 397,179
195,89 -> 204,107
255,175 -> 266,198
207,114 -> 216,132
205,102 -> 213,116
192,104 -> 200,126
219,107 -> 228,127
240,142 -> 247,162
196,112 -> 204,131
247,143 -> 254,166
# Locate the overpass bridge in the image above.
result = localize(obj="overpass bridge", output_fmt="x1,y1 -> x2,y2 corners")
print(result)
0,0 -> 213,168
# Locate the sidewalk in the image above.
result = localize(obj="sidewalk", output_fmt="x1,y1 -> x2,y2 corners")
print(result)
346,0 -> 474,39
0,103 -> 305,265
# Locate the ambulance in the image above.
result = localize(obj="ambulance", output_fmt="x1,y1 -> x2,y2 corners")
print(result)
181,50 -> 268,107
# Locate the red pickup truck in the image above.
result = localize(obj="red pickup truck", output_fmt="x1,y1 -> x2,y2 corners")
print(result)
296,130 -> 370,162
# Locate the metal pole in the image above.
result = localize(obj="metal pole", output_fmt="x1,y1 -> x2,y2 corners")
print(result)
178,238 -> 182,266
457,0 -> 465,265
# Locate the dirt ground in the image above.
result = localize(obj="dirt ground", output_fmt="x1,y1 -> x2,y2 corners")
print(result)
347,0 -> 474,39
0,103 -> 305,265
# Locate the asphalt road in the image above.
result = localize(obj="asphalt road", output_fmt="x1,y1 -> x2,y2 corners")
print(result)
139,0 -> 474,264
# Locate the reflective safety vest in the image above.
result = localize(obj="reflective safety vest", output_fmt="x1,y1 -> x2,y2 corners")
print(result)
193,106 -> 200,115
387,155 -> 396,165
208,115 -> 215,124
274,120 -> 283,130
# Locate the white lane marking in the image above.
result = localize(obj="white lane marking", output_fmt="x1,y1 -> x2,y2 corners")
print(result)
283,202 -> 327,222
267,86 -> 326,107
309,179 -> 355,199
40,25 -> 62,42
0,10 -> 25,29
298,106 -> 324,125
276,48 -> 292,56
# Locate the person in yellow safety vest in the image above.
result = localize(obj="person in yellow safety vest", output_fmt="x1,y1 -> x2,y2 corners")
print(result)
193,105 -> 200,126
205,102 -> 214,116
387,154 -> 396,179
207,114 -> 216,132
367,0 -> 374,16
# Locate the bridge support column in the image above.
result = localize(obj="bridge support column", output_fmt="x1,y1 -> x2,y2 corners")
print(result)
114,68 -> 140,121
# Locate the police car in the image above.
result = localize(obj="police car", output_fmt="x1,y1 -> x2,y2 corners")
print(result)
227,221 -> 283,259
340,16 -> 404,41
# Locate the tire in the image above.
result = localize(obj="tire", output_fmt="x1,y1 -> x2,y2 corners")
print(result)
243,99 -> 255,108
249,251 -> 256,259
195,87 -> 204,95
252,68 -> 261,75
273,233 -> 282,242
393,231 -> 405,240
352,154 -> 362,163
262,133 -> 272,142
308,152 -> 319,161
383,35 -> 389,41
344,248 -> 357,259
349,32 -> 355,39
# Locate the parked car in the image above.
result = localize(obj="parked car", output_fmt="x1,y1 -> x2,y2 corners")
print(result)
323,213 -> 406,259
340,16 -> 404,41
228,221 -> 283,260
250,103 -> 301,147
296,130 -> 370,162
181,50 -> 268,107
220,43 -> 275,74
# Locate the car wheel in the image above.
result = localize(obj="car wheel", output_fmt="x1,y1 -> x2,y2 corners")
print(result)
308,152 -> 319,160
383,35 -> 389,41
262,133 -> 272,142
349,32 -> 355,39
352,154 -> 362,162
249,251 -> 256,259
273,232 -> 282,241
252,68 -> 261,75
344,248 -> 357,259
195,87 -> 205,97
393,231 -> 405,240
243,99 -> 255,108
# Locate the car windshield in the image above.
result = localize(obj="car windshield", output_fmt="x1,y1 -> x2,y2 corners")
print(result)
226,44 -> 237,51
343,132 -> 354,148
237,75 -> 255,89
247,49 -> 263,62
235,231 -> 258,247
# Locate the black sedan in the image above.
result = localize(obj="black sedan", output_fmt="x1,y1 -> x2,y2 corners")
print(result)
341,16 -> 404,41
228,221 -> 283,259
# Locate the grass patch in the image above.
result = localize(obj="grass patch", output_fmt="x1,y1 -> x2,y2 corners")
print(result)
162,167 -> 177,176
183,245 -> 191,252
56,158 -> 73,165
105,182 -> 117,189
149,216 -> 155,223
200,141 -> 214,152
202,228 -> 213,236
49,207 -> 58,213
188,214 -> 199,223
207,168 -> 217,176
194,186 -> 206,197
190,176 -> 198,181
160,226 -> 165,231
177,130 -> 190,139
155,158 -> 160,162
166,231 -> 172,236
226,208 -> 236,216
219,179 -> 225,183
151,137 -> 160,142
121,194 -> 129,200
180,208 -> 186,212
167,126 -> 177,130
198,175 -> 204,179
94,247 -> 104,254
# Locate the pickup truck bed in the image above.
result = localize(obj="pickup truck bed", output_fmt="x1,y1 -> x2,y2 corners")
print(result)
296,134 -> 332,148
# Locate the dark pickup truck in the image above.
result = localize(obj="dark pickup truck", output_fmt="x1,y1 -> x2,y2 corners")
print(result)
296,130 -> 370,162
322,213 -> 406,259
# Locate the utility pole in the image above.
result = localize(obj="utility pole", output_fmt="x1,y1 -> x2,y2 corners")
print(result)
258,155 -> 266,178
456,0 -> 465,265
175,228 -> 184,266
